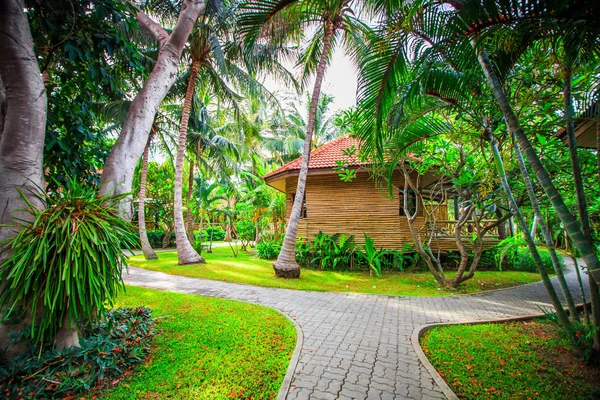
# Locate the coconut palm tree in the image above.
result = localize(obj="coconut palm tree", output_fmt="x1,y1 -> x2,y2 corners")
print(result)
239,0 -> 370,278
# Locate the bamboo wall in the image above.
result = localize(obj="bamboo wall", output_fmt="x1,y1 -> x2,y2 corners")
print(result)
284,171 -> 497,251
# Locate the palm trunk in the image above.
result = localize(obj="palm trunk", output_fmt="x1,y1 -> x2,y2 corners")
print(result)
174,59 -> 205,265
488,132 -> 572,329
564,62 -> 600,348
512,133 -> 579,320
0,0 -> 48,359
139,128 -> 158,260
274,20 -> 336,278
475,43 -> 600,288
186,161 -> 195,242
99,0 -> 204,218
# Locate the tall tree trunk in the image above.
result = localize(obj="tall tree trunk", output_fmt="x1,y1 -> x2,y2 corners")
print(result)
512,133 -> 579,321
564,63 -> 600,349
274,20 -> 336,278
0,0 -> 48,359
174,59 -> 205,265
488,132 -> 572,329
99,0 -> 205,218
474,43 -> 600,288
138,128 -> 158,260
186,161 -> 195,243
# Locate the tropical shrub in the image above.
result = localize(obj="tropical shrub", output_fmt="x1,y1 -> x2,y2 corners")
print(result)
294,232 -> 357,270
256,240 -> 282,259
495,236 -> 560,273
508,247 -> 560,273
202,226 -> 226,241
0,183 -> 138,347
357,233 -> 387,277
236,220 -> 256,250
0,307 -> 156,399
147,229 -> 166,248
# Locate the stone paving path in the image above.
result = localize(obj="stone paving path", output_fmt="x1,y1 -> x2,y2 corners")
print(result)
123,258 -> 589,400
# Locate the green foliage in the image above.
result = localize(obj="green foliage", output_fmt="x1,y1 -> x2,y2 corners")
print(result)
0,307 -> 156,399
295,232 -> 357,270
421,320 -> 600,400
101,287 -> 296,399
544,311 -> 600,363
28,0 -> 145,190
236,220 -> 256,243
147,229 -> 167,248
0,182 -> 138,346
201,226 -> 226,241
494,235 -> 527,271
357,233 -> 386,277
129,247 -> 544,296
495,237 -> 560,273
256,240 -> 282,259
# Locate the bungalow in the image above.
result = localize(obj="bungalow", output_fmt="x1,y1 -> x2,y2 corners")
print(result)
263,136 -> 500,251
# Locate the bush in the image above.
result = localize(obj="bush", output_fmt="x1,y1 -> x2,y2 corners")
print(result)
0,307 -> 156,399
295,232 -> 356,270
201,226 -> 226,241
257,240 -> 282,259
147,229 -> 166,248
507,247 -> 560,273
0,182 -> 138,346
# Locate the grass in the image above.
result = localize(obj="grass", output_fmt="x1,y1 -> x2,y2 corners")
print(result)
421,320 -> 600,399
127,246 -> 543,297
96,286 -> 296,399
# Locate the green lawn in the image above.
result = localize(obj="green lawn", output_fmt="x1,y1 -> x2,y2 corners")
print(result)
421,320 -> 600,399
127,246 -> 543,296
96,286 -> 296,399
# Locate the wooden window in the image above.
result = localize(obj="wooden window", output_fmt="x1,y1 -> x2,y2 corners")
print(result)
399,189 -> 416,216
292,193 -> 307,219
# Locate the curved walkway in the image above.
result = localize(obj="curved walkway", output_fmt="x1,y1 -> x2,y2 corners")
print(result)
123,259 -> 589,400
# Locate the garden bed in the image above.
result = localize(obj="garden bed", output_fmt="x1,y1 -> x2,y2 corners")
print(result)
97,286 -> 296,399
127,247 -> 545,297
420,319 -> 600,399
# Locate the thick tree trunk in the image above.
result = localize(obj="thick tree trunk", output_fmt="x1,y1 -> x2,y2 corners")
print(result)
186,161 -> 195,243
488,132 -> 572,329
174,60 -> 205,265
475,43 -> 600,287
274,20 -> 336,278
99,0 -> 205,218
0,0 -> 48,359
138,129 -> 158,260
513,133 -> 579,321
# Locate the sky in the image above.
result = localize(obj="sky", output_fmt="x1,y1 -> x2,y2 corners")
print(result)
263,47 -> 359,115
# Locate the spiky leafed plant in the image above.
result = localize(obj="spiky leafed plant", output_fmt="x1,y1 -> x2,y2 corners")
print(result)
0,181 -> 137,350
238,0 -> 370,278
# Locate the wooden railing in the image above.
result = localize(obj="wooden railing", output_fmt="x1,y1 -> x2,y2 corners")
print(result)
427,220 -> 500,240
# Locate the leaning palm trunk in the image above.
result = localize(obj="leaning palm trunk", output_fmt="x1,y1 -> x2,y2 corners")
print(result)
512,132 -> 579,321
174,59 -> 205,265
99,0 -> 205,218
138,129 -> 158,260
0,0 -> 48,359
488,131 -> 572,329
563,62 -> 600,348
186,161 -> 195,243
274,20 -> 336,278
474,43 -> 600,288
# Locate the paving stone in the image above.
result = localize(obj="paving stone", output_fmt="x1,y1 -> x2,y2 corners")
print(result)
123,256 -> 588,400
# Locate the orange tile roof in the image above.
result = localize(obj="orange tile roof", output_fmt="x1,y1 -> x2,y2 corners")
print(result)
263,136 -> 367,181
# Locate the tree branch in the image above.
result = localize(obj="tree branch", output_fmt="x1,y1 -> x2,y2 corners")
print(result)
169,0 -> 206,52
131,3 -> 169,46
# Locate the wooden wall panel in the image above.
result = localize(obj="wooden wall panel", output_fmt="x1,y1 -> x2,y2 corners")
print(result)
282,170 -> 496,251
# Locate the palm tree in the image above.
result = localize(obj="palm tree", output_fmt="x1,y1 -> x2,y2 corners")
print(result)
239,0 -> 369,278
263,93 -> 341,163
